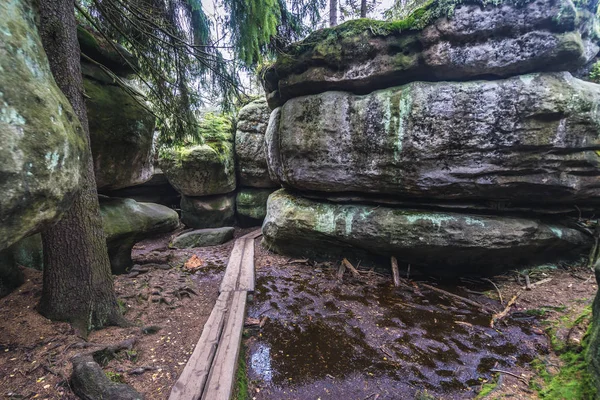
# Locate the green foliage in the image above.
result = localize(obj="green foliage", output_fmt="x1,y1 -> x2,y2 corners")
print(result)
106,371 -> 125,383
223,0 -> 280,66
475,375 -> 499,399
529,306 -> 598,399
199,113 -> 234,143
590,61 -> 600,83
117,299 -> 127,315
76,0 -> 324,145
232,346 -> 249,400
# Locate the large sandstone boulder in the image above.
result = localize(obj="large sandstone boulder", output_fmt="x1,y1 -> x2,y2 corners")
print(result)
235,98 -> 278,188
263,0 -> 600,107
0,198 -> 178,284
267,72 -> 600,205
160,143 -> 236,197
84,63 -> 156,190
0,0 -> 86,252
263,190 -> 591,275
100,197 -> 179,273
181,193 -> 236,229
236,188 -> 275,226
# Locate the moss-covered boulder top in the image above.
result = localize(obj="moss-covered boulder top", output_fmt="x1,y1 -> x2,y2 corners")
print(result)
262,0 -> 600,107
159,142 -> 236,197
0,0 -> 87,252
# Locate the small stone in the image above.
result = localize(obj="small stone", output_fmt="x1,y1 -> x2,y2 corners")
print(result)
169,227 -> 235,249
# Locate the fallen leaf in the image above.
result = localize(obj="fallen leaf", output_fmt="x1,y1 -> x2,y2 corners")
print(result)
184,255 -> 204,271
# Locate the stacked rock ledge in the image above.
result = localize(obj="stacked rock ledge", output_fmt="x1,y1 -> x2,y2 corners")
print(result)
261,0 -> 600,276
262,0 -> 600,108
234,98 -> 280,226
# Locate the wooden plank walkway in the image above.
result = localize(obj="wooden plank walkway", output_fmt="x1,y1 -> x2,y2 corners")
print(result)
169,229 -> 260,400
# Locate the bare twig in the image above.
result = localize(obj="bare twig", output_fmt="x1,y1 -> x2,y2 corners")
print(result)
483,278 -> 503,304
391,257 -> 400,287
342,258 -> 360,278
421,283 -> 495,314
491,291 -> 521,327
489,369 -> 528,384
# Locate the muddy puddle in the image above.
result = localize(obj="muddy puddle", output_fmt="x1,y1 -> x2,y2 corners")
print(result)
245,265 -> 547,399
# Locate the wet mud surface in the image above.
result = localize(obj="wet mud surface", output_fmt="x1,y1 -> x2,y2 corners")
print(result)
245,263 -> 548,399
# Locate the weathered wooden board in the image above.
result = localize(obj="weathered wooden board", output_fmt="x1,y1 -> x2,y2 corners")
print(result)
238,238 -> 255,292
201,291 -> 247,400
219,239 -> 246,293
240,228 -> 262,240
168,291 -> 232,400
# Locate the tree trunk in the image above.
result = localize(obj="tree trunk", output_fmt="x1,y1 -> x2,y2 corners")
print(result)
360,0 -> 368,18
37,0 -> 125,335
330,0 -> 338,27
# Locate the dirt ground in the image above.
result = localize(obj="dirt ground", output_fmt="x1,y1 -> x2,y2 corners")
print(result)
0,227 -> 254,400
0,229 -> 597,399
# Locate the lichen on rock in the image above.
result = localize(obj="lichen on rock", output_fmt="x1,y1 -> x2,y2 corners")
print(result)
0,0 -> 87,252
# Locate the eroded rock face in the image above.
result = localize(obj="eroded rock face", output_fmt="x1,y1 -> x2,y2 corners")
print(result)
236,188 -> 276,226
160,143 -> 236,197
0,0 -> 86,252
180,193 -> 236,229
263,190 -> 591,274
235,98 -> 278,188
84,64 -> 156,190
267,73 -> 600,204
264,0 -> 600,107
100,197 -> 179,273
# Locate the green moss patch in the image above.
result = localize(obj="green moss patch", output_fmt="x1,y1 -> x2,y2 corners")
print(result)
529,306 -> 598,399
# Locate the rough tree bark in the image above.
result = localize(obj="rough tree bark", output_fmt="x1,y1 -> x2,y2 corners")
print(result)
37,0 -> 125,335
330,0 -> 338,26
360,0 -> 367,17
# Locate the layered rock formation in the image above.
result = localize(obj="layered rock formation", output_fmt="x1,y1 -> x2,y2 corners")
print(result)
78,27 -> 156,191
235,99 -> 279,225
262,0 -> 600,275
0,0 -> 86,253
262,0 -> 600,107
267,72 -> 600,204
160,116 -> 237,228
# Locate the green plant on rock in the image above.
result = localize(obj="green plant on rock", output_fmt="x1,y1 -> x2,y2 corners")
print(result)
106,371 -> 125,383
590,61 -> 600,83
529,306 -> 597,399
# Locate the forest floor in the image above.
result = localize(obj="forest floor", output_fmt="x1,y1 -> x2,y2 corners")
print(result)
0,230 -> 597,400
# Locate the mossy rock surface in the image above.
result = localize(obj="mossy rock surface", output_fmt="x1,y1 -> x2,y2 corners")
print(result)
77,25 -> 137,76
0,0 -> 87,252
263,190 -> 591,275
0,197 -> 178,278
170,227 -> 234,249
235,99 -> 278,188
268,72 -> 600,205
180,193 -> 236,229
84,64 -> 156,191
236,188 -> 276,226
100,197 -> 179,274
264,0 -> 600,107
160,142 -> 236,197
